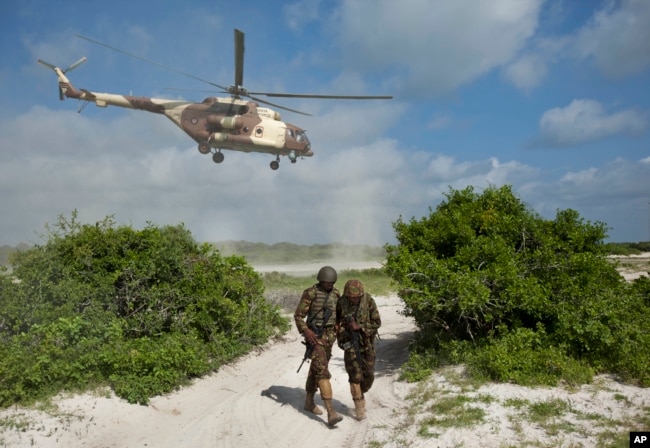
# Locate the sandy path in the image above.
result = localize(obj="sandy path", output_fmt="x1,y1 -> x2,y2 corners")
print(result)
0,294 -> 416,448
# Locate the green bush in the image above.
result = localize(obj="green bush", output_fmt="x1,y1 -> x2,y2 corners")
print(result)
0,212 -> 289,406
466,325 -> 594,386
385,185 -> 650,386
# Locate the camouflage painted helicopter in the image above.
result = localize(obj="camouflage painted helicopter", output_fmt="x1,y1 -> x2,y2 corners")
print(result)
38,30 -> 392,170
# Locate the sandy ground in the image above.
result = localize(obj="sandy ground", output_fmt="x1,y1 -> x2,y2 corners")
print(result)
1,260 -> 648,447
608,252 -> 650,281
0,294 -> 416,448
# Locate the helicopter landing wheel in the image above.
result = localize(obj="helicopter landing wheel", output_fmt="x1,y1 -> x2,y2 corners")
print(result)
198,143 -> 211,154
270,160 -> 280,170
212,152 -> 225,164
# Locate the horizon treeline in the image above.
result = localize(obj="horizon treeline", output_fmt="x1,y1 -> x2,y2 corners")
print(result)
2,240 -> 649,267
1,241 -> 387,267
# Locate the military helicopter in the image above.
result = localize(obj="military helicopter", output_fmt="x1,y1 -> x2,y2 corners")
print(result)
38,29 -> 392,170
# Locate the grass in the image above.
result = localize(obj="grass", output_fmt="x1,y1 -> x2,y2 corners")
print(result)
385,365 -> 650,447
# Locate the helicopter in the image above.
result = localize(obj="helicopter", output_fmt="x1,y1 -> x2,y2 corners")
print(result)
38,29 -> 392,170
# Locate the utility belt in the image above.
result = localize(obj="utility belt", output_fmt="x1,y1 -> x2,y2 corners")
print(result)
309,322 -> 335,330
308,323 -> 336,337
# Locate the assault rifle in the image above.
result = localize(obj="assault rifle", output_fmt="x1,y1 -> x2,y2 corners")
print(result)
344,316 -> 363,373
297,307 -> 332,373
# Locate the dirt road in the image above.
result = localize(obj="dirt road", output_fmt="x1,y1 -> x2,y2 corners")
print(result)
0,294 -> 416,448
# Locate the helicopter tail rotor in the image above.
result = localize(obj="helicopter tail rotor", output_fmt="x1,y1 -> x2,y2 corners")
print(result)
37,57 -> 87,100
63,57 -> 88,74
37,56 -> 87,74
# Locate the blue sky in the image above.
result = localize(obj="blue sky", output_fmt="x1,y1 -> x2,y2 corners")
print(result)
1,0 -> 649,246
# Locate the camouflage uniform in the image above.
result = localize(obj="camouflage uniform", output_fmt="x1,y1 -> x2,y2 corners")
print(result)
294,266 -> 343,426
294,284 -> 340,393
336,280 -> 381,420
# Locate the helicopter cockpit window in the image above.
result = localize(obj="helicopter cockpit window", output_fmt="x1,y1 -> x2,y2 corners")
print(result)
295,130 -> 309,143
286,128 -> 309,144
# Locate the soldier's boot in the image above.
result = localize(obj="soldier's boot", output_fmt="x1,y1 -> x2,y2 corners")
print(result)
304,391 -> 323,415
318,379 -> 343,426
350,383 -> 366,421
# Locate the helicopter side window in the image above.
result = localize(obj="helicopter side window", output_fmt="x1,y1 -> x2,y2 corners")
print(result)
287,129 -> 295,139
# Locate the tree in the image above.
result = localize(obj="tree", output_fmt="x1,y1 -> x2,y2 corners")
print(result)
0,212 -> 288,405
385,185 -> 650,386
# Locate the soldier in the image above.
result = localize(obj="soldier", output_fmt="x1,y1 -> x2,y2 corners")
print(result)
336,279 -> 381,421
294,266 -> 343,426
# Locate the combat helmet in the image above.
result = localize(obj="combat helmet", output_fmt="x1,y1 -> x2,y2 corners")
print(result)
344,279 -> 364,298
317,265 -> 337,283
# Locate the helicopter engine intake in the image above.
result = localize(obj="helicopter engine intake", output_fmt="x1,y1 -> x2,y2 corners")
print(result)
206,115 -> 245,131
208,132 -> 255,152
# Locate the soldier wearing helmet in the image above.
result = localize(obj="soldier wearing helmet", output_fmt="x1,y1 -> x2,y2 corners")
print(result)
294,266 -> 343,426
336,279 -> 381,421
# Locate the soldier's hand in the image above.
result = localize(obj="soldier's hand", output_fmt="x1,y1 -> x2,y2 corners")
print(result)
303,327 -> 318,346
349,317 -> 361,331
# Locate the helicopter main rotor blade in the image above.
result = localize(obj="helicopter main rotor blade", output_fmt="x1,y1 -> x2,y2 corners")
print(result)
165,87 -> 229,94
75,34 -> 230,92
254,92 -> 394,100
234,29 -> 245,89
248,95 -> 312,116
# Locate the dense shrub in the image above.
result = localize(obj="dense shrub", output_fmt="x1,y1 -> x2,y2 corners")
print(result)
385,185 -> 650,386
0,212 -> 289,406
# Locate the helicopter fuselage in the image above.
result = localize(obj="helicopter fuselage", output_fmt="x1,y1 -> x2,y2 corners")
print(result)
51,67 -> 313,169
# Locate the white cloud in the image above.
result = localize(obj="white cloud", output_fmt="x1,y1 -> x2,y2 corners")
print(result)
504,1 -> 650,91
504,52 -> 548,90
0,104 -> 537,246
574,0 -> 650,78
535,99 -> 647,147
428,114 -> 451,131
2,103 -> 648,246
284,0 -> 321,31
530,157 -> 650,241
332,0 -> 543,96
301,101 -> 404,147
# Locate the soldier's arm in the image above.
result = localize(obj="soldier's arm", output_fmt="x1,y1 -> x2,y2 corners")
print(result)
293,290 -> 312,334
366,295 -> 382,333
